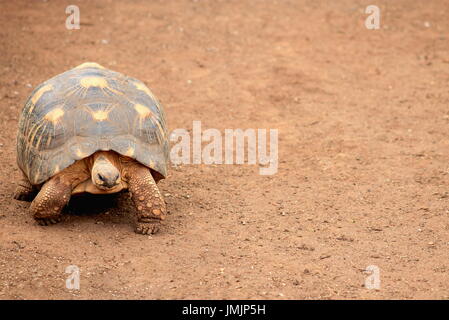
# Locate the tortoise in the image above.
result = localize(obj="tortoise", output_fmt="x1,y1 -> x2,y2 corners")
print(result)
14,62 -> 169,235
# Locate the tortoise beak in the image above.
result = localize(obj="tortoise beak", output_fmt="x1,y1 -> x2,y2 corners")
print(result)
97,173 -> 120,189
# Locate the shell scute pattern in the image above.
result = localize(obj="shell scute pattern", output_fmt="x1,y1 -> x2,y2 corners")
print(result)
17,63 -> 169,185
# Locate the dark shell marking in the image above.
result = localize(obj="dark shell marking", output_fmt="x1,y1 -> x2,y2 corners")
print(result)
17,62 -> 169,185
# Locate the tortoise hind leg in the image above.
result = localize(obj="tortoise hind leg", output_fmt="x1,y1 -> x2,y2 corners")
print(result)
30,175 -> 72,226
14,174 -> 37,202
126,163 -> 166,235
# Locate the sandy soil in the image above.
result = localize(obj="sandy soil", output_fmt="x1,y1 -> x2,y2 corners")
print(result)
0,0 -> 448,299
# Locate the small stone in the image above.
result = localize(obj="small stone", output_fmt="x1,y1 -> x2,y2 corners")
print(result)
152,209 -> 161,215
137,206 -> 143,211
146,202 -> 152,208
138,196 -> 145,201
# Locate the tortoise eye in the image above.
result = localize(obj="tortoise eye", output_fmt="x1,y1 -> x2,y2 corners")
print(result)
97,173 -> 105,182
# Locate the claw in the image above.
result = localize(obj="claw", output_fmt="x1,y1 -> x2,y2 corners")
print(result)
13,191 -> 35,202
135,221 -> 161,235
35,217 -> 61,226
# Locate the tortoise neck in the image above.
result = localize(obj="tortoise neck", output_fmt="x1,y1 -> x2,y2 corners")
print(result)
88,151 -> 121,172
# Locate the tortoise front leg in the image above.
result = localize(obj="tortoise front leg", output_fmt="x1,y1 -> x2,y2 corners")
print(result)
127,164 -> 166,235
14,173 -> 37,202
30,175 -> 72,226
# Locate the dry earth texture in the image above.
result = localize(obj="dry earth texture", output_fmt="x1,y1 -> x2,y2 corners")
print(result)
0,0 -> 448,299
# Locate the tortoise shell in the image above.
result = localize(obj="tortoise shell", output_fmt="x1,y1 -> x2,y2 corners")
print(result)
17,62 -> 169,185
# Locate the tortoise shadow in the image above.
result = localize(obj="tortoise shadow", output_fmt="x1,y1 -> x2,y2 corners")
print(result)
64,192 -> 126,217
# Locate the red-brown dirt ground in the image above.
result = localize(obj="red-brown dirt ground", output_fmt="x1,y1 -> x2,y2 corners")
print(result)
0,0 -> 448,299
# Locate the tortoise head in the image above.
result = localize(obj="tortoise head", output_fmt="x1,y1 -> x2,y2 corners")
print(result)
91,154 -> 121,190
